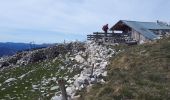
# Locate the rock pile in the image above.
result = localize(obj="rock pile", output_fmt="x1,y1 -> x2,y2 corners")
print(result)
52,41 -> 115,100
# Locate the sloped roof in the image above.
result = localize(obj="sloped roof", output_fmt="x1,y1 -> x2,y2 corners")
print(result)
111,20 -> 170,40
130,21 -> 170,30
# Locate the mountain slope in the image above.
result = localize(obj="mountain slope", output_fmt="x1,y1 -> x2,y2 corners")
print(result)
0,42 -> 85,100
82,37 -> 170,100
1,38 -> 170,100
0,41 -> 115,100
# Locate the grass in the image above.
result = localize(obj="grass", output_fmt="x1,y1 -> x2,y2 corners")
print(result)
81,37 -> 170,100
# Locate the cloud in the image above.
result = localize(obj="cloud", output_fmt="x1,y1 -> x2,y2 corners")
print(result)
0,0 -> 170,43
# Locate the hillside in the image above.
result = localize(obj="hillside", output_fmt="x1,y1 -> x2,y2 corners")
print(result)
1,38 -> 170,100
0,42 -> 84,99
81,37 -> 170,100
0,42 -> 114,100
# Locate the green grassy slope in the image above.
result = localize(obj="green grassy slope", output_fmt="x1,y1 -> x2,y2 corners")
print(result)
0,58 -> 81,100
82,38 -> 170,100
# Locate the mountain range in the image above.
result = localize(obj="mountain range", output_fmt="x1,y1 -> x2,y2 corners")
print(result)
0,42 -> 51,57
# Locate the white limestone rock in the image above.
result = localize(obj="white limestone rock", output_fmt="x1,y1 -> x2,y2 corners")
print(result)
4,78 -> 17,83
75,55 -> 85,63
50,86 -> 59,91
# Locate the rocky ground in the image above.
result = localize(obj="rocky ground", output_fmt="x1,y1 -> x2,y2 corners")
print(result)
0,41 -> 116,100
51,41 -> 115,100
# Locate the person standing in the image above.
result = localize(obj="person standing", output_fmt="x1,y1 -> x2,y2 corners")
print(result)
102,24 -> 109,33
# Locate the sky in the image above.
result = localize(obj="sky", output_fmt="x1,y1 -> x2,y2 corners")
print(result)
0,0 -> 170,44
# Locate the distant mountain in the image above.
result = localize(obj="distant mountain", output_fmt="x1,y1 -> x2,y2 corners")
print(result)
0,42 -> 51,57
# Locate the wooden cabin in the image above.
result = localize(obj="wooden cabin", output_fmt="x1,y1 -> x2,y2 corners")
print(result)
87,20 -> 170,44
110,20 -> 170,43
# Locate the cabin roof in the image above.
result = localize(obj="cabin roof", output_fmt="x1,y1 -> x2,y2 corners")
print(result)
110,20 -> 170,40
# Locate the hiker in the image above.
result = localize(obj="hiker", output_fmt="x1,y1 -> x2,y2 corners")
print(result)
102,24 -> 109,33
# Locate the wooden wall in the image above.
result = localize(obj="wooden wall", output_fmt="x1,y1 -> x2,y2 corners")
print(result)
131,29 -> 150,42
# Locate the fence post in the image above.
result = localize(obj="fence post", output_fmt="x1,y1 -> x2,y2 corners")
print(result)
90,63 -> 94,77
58,78 -> 68,100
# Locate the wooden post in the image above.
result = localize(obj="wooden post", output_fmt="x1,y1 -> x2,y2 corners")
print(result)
90,63 -> 94,77
58,78 -> 68,100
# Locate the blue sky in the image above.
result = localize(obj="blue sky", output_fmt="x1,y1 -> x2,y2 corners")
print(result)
0,0 -> 170,43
